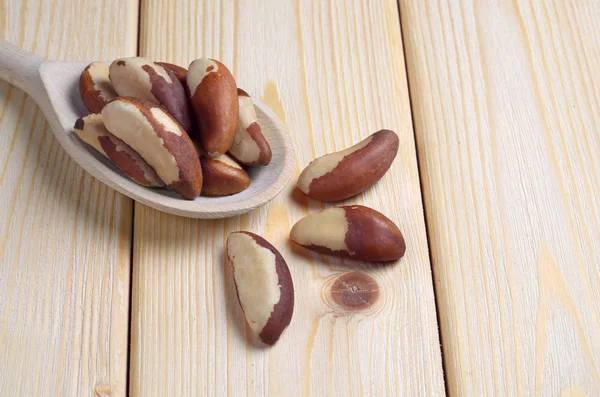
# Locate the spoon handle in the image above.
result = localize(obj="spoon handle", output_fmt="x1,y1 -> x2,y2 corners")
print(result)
0,39 -> 45,97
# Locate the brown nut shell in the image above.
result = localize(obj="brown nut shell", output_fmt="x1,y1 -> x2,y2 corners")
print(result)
227,231 -> 294,345
101,97 -> 202,199
187,58 -> 238,157
109,57 -> 193,132
199,153 -> 250,196
296,129 -> 399,201
156,62 -> 188,87
74,113 -> 164,187
228,88 -> 272,166
290,205 -> 406,262
79,62 -> 118,113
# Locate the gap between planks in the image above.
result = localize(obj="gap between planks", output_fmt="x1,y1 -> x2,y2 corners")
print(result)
126,1 -> 143,394
395,0 -> 450,394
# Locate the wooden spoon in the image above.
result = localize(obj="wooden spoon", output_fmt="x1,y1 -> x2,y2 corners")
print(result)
0,40 -> 295,218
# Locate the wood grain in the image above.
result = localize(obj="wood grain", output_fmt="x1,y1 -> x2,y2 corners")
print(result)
0,1 -> 137,395
130,0 -> 444,395
400,0 -> 600,395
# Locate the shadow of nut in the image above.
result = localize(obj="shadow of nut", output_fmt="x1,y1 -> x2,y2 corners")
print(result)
323,271 -> 380,312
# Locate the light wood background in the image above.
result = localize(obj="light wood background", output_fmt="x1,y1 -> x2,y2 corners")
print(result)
0,0 -> 137,396
130,0 -> 443,396
2,0 -> 600,396
400,0 -> 600,396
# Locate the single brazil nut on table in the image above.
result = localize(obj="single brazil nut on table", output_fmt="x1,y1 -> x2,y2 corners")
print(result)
228,88 -> 272,166
290,205 -> 406,262
227,231 -> 294,345
101,97 -> 202,200
79,62 -> 118,113
187,58 -> 238,157
109,57 -> 194,132
296,129 -> 399,201
74,113 -> 164,187
199,153 -> 250,196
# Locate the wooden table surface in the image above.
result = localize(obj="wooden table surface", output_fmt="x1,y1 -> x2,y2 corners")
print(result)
0,1 -> 598,396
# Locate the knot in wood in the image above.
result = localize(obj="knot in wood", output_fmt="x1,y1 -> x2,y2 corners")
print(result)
329,272 -> 379,311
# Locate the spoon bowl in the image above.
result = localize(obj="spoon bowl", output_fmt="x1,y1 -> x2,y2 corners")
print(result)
0,40 -> 295,218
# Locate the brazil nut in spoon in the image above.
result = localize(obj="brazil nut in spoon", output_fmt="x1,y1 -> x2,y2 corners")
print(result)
0,40 -> 294,218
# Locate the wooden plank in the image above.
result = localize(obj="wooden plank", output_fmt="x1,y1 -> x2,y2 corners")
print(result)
400,0 -> 600,395
130,0 -> 444,395
0,1 -> 138,395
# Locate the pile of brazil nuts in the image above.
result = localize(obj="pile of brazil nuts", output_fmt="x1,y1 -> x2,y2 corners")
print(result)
75,57 -> 404,345
227,129 -> 406,345
75,57 -> 272,199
